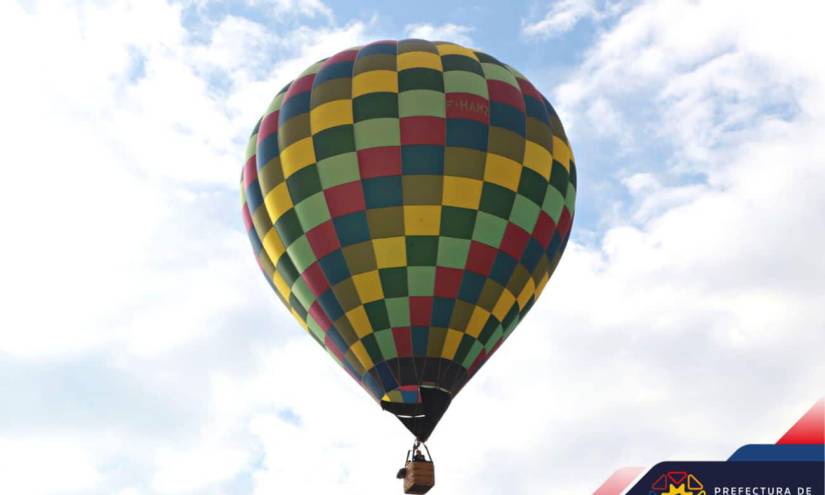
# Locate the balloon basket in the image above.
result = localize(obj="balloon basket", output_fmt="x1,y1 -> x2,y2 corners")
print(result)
403,460 -> 434,494
398,440 -> 435,494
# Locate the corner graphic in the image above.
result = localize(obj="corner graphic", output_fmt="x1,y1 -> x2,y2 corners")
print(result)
592,399 -> 825,495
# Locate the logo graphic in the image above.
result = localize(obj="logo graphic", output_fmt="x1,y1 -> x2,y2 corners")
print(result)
651,470 -> 706,495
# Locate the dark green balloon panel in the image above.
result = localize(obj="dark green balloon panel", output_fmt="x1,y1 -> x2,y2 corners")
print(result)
241,40 -> 575,440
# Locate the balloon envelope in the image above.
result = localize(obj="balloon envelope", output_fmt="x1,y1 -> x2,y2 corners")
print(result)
240,39 -> 576,441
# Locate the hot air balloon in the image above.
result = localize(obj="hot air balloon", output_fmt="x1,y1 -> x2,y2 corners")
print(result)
240,39 -> 576,493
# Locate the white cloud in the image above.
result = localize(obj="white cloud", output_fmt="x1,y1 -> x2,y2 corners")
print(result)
555,0 -> 825,145
405,23 -> 474,47
190,15 -> 275,74
521,2 -> 825,490
242,340 -> 408,494
253,0 -> 334,20
522,0 -> 604,38
0,0 -> 369,359
0,436 -> 101,495
0,2 -> 369,490
152,439 -> 251,493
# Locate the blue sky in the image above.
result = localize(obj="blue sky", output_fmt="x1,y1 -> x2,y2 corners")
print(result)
1,1 -> 824,494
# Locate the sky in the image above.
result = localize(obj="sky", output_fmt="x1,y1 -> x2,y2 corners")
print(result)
0,0 -> 824,494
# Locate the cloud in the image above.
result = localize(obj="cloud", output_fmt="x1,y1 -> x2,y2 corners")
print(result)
522,0 -> 602,38
258,0 -> 333,19
0,1 -> 371,491
0,436 -> 101,495
151,438 -> 251,493
0,0 -> 372,359
516,2 -> 825,490
405,22 -> 474,46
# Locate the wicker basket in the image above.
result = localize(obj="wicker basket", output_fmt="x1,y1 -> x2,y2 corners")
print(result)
403,460 -> 435,494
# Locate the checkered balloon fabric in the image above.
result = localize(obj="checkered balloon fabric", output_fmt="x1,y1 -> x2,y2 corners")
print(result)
240,39 -> 575,440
